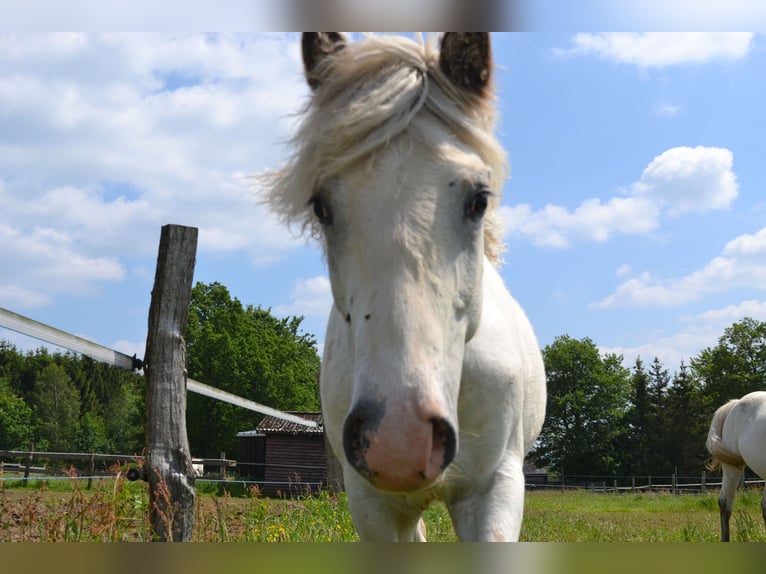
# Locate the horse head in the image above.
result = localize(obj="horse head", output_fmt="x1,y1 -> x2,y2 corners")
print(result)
270,33 -> 507,493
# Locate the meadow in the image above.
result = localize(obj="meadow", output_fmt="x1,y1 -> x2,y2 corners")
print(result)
1,475 -> 765,542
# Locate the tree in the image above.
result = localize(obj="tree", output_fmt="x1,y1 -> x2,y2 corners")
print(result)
645,356 -> 673,474
76,411 -> 110,453
0,377 -> 34,450
662,362 -> 708,476
621,357 -> 651,476
530,335 -> 631,478
30,364 -> 81,451
692,317 -> 766,410
185,282 -> 321,457
102,379 -> 144,453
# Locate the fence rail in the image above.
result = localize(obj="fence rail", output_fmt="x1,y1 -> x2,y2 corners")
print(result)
531,473 -> 766,495
0,449 -> 321,495
0,449 -> 233,480
5,448 -> 765,496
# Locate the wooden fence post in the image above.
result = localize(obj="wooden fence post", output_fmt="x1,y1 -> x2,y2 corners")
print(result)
24,444 -> 33,480
145,224 -> 198,542
87,452 -> 95,490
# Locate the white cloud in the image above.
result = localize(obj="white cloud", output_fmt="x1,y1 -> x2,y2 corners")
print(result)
501,196 -> 658,248
690,299 -> 766,325
0,285 -> 51,309
555,33 -> 754,68
0,33 -> 307,309
503,146 -> 735,248
615,264 -> 633,278
602,299 -> 766,368
594,227 -> 766,309
653,102 -> 682,117
633,146 -> 737,215
0,223 -> 125,310
273,275 -> 333,319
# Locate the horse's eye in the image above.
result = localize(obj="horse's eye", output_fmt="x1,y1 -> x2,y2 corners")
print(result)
465,189 -> 491,220
311,196 -> 333,225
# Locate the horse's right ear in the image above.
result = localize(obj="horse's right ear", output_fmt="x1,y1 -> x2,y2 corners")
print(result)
439,33 -> 492,98
302,32 -> 347,90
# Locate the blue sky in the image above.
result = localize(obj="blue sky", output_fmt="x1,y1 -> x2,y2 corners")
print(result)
1,32 -> 764,373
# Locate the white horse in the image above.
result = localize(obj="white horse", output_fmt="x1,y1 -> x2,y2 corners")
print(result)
706,391 -> 766,541
262,33 -> 546,541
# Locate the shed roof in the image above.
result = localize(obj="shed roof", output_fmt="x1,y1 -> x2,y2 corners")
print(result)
253,411 -> 324,435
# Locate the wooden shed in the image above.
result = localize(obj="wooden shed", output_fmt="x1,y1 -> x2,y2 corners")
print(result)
237,412 -> 327,497
523,461 -> 549,487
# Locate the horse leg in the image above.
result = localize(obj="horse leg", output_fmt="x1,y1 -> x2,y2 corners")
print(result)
343,468 -> 426,541
718,464 -> 743,542
447,455 -> 526,542
761,487 -> 766,536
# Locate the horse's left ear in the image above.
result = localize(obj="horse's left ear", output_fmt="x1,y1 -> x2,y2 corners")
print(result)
302,32 -> 347,90
439,33 -> 492,98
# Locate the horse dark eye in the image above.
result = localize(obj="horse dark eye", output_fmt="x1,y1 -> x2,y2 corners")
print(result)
465,191 -> 490,220
311,196 -> 333,225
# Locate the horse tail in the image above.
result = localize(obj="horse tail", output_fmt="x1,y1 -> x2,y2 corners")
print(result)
706,399 -> 746,471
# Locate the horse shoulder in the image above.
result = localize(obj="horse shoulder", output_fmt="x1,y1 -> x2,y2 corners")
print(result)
460,260 -> 546,455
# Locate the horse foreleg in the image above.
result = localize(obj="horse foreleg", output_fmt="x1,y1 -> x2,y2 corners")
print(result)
761,488 -> 766,536
718,464 -> 743,542
447,456 -> 526,542
343,468 -> 427,541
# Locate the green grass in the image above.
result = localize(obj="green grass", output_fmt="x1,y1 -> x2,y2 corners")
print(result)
2,475 -> 765,542
521,489 -> 766,542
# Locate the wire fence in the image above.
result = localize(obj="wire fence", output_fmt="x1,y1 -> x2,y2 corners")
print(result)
0,449 -> 324,495
5,450 -> 766,496
530,473 -> 766,495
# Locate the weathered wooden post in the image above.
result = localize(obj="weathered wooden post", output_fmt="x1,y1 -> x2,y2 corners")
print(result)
144,224 -> 198,542
24,443 -> 33,480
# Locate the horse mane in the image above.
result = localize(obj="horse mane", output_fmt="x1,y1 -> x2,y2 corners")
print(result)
259,33 -> 509,264
706,399 -> 746,471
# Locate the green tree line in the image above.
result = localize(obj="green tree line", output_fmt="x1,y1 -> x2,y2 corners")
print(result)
1,278 -> 763,480
531,317 -> 766,479
0,345 -> 145,454
0,281 -> 321,460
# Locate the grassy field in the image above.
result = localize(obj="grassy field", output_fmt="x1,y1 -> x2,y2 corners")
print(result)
1,475 -> 765,542
521,489 -> 765,542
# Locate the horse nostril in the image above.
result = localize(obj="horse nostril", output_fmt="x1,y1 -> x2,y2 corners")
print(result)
342,415 -> 364,468
342,400 -> 385,478
431,417 -> 456,470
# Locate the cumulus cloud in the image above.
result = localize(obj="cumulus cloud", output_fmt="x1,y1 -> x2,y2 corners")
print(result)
633,146 -> 738,215
273,275 -> 333,319
601,299 -> 766,367
0,33 -> 306,310
501,197 -> 658,248
0,223 -> 125,309
594,227 -> 766,308
554,33 -> 754,68
503,146 -> 737,248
